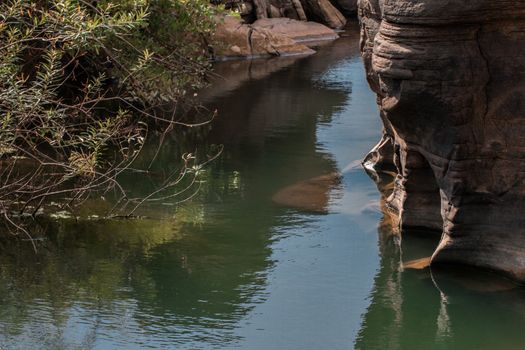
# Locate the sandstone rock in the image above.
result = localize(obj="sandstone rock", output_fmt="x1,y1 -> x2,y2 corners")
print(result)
252,17 -> 339,42
291,0 -> 308,21
301,0 -> 347,29
247,0 -> 350,28
213,16 -> 316,60
251,0 -> 305,20
269,4 -> 281,17
246,0 -> 351,28
359,0 -> 525,281
253,0 -> 269,18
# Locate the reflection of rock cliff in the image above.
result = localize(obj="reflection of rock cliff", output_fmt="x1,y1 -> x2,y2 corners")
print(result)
359,0 -> 525,280
356,224 -> 525,350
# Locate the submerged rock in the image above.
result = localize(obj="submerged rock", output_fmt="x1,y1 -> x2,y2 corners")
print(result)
359,0 -> 525,281
402,257 -> 431,270
272,172 -> 341,213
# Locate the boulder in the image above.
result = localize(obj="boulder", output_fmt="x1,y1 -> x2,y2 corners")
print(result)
212,16 -> 340,60
247,0 -> 348,28
251,0 -> 306,20
300,0 -> 347,29
212,16 -> 316,60
359,0 -> 525,281
252,17 -> 339,42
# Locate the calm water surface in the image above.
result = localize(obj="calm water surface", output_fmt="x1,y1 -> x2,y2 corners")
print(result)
2,25 -> 525,350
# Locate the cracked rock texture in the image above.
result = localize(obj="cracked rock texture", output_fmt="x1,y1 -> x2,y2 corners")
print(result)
359,0 -> 525,281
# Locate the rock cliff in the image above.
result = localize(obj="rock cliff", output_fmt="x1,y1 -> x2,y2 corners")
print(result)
359,0 -> 525,281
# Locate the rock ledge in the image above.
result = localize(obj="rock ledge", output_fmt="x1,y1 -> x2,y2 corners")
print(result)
213,16 -> 339,60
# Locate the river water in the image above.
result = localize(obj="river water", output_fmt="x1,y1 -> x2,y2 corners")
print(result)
2,24 -> 525,350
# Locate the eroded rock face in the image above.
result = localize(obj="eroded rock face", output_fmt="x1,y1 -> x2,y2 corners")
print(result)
359,0 -> 525,281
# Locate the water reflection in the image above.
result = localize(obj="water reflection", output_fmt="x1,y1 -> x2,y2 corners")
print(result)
2,19 -> 522,349
0,216 -> 271,348
356,172 -> 525,350
0,25 -> 375,349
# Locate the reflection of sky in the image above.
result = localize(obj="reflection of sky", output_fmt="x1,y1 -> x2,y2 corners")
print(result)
228,45 -> 382,349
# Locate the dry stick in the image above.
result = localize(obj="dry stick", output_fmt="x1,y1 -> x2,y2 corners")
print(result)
14,118 -> 147,204
65,96 -> 217,128
126,170 -> 197,217
124,150 -> 209,214
130,146 -> 223,205
147,104 -> 177,170
2,210 -> 37,252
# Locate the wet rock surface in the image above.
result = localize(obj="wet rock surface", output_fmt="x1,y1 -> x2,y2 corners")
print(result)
359,0 -> 525,280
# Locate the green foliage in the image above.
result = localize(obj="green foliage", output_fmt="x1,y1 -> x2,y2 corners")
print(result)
103,0 -> 221,101
0,0 -> 220,231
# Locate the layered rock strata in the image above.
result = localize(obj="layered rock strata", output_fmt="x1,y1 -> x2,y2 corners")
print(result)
359,0 -> 525,281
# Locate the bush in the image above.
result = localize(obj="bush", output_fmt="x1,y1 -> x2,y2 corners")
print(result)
0,0 -> 220,237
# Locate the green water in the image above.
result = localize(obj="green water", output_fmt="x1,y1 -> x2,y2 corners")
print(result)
2,25 -> 525,350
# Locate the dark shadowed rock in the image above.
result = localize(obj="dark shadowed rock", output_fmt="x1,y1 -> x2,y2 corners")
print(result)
250,0 -> 347,29
359,0 -> 525,281
300,0 -> 347,29
252,0 -> 306,20
330,0 -> 357,17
